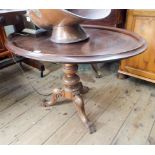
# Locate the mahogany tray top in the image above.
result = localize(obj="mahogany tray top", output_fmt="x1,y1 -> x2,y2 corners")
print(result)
6,25 -> 147,64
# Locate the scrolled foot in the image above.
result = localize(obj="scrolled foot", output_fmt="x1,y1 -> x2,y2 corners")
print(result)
85,121 -> 96,134
41,99 -> 55,107
42,88 -> 64,107
73,95 -> 96,134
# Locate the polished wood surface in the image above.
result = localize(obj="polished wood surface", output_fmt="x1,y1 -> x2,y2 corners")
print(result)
6,25 -> 147,63
119,10 -> 155,83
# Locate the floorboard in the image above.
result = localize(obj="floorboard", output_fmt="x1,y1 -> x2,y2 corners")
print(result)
0,62 -> 155,145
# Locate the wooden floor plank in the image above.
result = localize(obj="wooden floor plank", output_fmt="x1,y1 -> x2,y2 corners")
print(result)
10,71 -> 106,144
11,101 -> 76,145
0,94 -> 39,129
0,65 -> 61,112
0,63 -> 61,96
0,62 -> 155,145
44,75 -> 121,144
77,79 -> 141,144
111,86 -> 154,145
144,90 -> 155,145
146,120 -> 155,145
0,94 -> 45,144
10,81 -> 99,144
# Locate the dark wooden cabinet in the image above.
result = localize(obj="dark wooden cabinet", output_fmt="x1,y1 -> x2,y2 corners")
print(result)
0,26 -> 11,59
0,10 -> 26,60
0,10 -> 45,77
0,27 -> 5,52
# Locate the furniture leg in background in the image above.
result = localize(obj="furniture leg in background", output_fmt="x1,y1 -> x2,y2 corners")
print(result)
91,63 -> 103,78
21,58 -> 45,78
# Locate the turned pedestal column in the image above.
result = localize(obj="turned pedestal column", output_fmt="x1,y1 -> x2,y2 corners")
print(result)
42,64 -> 96,134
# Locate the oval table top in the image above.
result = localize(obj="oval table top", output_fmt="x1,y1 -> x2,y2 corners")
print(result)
6,25 -> 147,63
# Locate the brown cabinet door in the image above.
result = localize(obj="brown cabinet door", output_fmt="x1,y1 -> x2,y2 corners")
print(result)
119,10 -> 155,81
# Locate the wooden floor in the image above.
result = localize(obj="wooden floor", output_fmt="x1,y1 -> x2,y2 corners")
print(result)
0,62 -> 155,145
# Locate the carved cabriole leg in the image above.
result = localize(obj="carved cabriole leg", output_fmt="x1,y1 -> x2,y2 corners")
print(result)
42,63 -> 96,134
73,95 -> 96,134
63,64 -> 96,134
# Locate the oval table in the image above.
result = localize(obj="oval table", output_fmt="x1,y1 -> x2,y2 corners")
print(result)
6,25 -> 147,134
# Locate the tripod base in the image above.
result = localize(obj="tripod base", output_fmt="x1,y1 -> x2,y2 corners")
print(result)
42,64 -> 96,134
